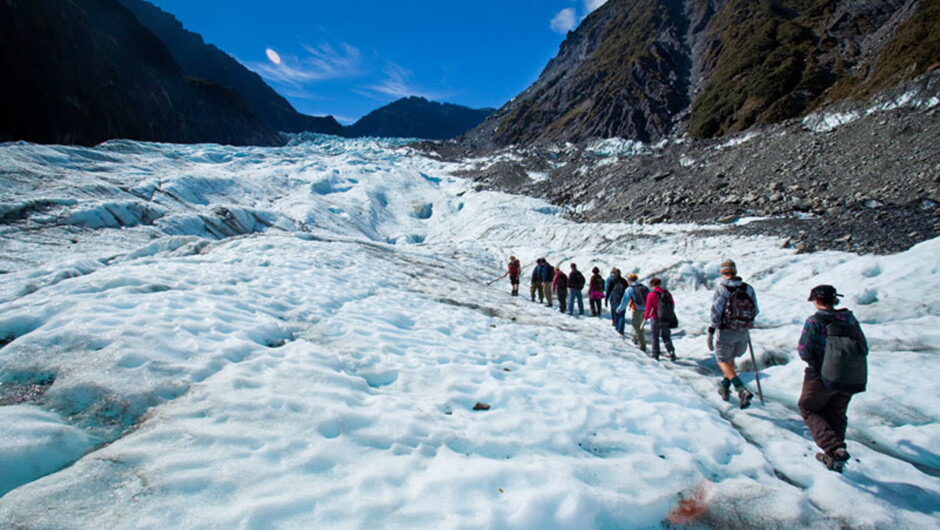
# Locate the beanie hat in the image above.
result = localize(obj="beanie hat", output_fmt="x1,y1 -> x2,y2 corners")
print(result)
720,260 -> 737,275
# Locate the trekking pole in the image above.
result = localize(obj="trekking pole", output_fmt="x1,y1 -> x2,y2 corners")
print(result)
747,337 -> 765,405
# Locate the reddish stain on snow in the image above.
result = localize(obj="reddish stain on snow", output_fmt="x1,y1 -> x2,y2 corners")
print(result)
667,483 -> 712,524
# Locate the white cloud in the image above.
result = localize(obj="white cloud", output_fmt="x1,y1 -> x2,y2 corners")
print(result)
362,62 -> 446,101
584,0 -> 608,13
246,42 -> 363,87
550,8 -> 577,34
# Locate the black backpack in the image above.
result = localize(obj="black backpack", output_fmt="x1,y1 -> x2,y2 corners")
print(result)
632,284 -> 650,308
723,284 -> 756,329
657,290 -> 678,329
819,314 -> 868,393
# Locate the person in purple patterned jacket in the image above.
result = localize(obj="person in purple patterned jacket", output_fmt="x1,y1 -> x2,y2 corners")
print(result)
798,284 -> 868,473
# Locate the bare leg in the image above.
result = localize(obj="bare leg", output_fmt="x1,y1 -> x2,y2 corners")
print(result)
717,361 -> 737,380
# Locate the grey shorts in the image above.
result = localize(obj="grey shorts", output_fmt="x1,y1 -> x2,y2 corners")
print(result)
715,328 -> 749,363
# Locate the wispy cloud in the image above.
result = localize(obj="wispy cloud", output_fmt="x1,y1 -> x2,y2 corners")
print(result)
360,62 -> 447,101
550,8 -> 578,34
246,42 -> 363,87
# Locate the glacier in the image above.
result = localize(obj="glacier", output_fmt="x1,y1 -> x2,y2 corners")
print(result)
0,136 -> 938,529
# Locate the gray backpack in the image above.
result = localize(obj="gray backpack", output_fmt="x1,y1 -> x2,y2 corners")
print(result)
819,314 -> 868,393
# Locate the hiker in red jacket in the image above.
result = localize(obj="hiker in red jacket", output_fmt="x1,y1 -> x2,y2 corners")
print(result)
492,255 -> 522,296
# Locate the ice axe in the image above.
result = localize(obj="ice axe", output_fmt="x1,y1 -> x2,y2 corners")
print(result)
747,337 -> 765,406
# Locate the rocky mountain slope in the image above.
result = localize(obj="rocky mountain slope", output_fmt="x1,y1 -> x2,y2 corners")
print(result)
433,72 -> 940,255
345,97 -> 493,140
464,0 -> 939,148
0,0 -> 283,146
115,0 -> 345,136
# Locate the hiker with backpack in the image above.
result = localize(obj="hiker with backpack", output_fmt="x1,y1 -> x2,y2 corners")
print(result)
567,263 -> 586,316
492,255 -> 522,295
620,273 -> 649,353
552,265 -> 568,314
707,260 -> 758,409
588,267 -> 605,318
606,269 -> 628,330
508,256 -> 521,296
644,277 -> 677,361
798,285 -> 868,473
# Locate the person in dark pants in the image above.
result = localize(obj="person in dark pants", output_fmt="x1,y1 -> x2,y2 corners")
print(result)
643,277 -> 676,361
588,267 -> 605,318
552,266 -> 568,314
798,285 -> 867,473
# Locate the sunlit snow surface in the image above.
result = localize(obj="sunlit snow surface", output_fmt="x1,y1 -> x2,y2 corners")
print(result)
0,136 -> 938,529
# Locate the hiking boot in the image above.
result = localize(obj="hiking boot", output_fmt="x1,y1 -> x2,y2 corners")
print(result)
652,353 -> 660,361
632,336 -> 639,345
815,449 -> 849,473
717,383 -> 730,402
738,388 -> 753,409
668,352 -> 677,361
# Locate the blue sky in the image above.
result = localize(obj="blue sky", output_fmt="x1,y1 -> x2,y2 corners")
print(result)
146,0 -> 608,124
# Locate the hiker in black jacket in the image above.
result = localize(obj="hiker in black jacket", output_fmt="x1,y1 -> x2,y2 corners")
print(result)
567,263 -> 586,316
798,285 -> 868,473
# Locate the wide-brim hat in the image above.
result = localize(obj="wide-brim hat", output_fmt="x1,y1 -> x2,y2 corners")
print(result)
808,285 -> 843,302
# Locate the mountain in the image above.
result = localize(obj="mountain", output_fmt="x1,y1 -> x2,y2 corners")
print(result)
466,0 -> 940,147
0,0 -> 284,147
344,97 -> 494,140
114,0 -> 345,136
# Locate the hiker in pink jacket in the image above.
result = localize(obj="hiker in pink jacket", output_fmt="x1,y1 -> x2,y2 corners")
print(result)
643,277 -> 677,361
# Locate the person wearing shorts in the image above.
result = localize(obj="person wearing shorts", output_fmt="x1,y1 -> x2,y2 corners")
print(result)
707,260 -> 758,409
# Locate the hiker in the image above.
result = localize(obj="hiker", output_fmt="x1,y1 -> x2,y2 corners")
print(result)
603,267 -> 616,309
553,265 -> 568,314
541,261 -> 555,307
567,263 -> 586,316
588,267 -> 605,317
644,277 -> 677,361
508,255 -> 521,296
620,273 -> 649,353
706,260 -> 757,409
493,255 -> 522,295
606,269 -> 628,330
530,259 -> 545,303
798,285 -> 868,473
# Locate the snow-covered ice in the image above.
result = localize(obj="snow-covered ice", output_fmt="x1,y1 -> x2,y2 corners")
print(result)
0,136 -> 938,529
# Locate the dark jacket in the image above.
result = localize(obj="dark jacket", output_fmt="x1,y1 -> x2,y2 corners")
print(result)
606,276 -> 628,306
539,263 -> 554,282
553,270 -> 568,292
568,270 -> 585,290
798,308 -> 867,380
531,265 -> 542,283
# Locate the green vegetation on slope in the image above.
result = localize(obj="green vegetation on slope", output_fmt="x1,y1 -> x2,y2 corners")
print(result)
689,0 -> 832,138
826,0 -> 940,103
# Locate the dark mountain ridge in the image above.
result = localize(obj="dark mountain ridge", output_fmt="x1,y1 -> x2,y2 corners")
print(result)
345,97 -> 493,140
0,0 -> 283,147
465,0 -> 940,148
115,0 -> 345,137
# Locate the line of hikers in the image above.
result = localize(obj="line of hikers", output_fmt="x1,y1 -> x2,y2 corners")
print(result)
497,256 -> 868,474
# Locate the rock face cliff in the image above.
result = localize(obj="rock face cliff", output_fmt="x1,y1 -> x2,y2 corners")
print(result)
465,0 -> 938,148
115,0 -> 345,136
0,0 -> 283,146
